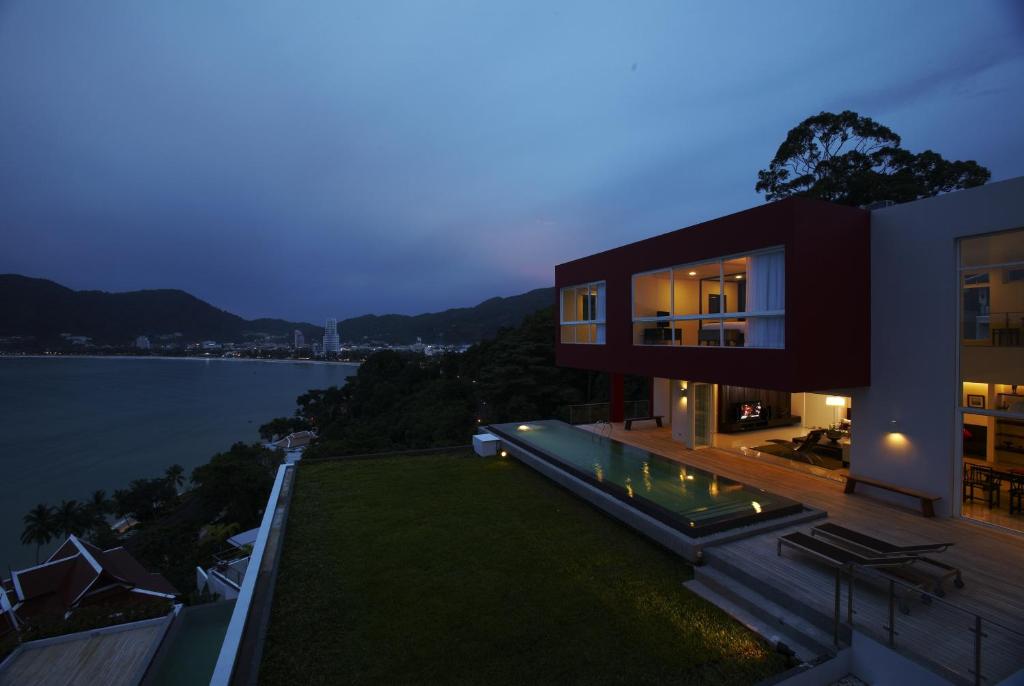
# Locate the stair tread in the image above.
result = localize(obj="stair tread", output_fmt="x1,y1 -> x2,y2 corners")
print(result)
693,566 -> 838,650
685,579 -> 833,663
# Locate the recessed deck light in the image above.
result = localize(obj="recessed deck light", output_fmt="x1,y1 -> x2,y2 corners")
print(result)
735,275 -> 744,279
688,271 -> 697,276
517,424 -> 530,431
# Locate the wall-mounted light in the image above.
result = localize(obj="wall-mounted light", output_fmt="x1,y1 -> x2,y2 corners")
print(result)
499,450 -> 508,458
679,380 -> 688,392
735,274 -> 744,280
888,419 -> 898,432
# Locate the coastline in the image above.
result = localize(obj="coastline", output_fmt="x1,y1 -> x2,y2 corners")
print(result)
0,357 -> 356,570
0,354 -> 361,367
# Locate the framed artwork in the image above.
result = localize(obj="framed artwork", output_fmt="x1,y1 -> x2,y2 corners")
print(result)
966,394 -> 985,409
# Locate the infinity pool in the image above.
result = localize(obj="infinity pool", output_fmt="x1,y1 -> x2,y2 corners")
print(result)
489,420 -> 803,537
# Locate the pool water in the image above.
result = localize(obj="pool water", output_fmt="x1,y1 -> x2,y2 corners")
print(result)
489,420 -> 803,537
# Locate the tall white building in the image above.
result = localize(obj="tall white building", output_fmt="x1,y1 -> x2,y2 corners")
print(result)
293,329 -> 305,349
323,318 -> 340,354
135,336 -> 151,350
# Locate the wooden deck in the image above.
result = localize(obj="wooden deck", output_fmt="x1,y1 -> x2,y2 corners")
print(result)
0,621 -> 166,686
581,423 -> 1024,684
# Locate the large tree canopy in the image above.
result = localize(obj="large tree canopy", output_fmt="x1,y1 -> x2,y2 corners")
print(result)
755,110 -> 990,206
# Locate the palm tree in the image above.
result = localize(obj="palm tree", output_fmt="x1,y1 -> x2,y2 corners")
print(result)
21,504 -> 56,564
112,488 -> 132,518
54,499 -> 85,539
165,464 -> 185,493
88,489 -> 110,516
84,490 -> 111,531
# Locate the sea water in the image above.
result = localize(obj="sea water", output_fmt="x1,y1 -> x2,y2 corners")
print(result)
0,356 -> 356,569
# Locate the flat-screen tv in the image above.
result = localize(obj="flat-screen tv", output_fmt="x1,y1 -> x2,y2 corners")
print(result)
736,401 -> 764,422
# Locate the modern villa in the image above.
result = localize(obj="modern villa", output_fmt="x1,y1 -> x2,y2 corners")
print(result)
192,179 -> 1024,686
555,176 -> 1024,534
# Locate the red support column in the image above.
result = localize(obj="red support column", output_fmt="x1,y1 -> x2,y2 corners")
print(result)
610,373 -> 625,423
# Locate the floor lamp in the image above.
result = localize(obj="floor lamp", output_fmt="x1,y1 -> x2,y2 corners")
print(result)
825,396 -> 846,428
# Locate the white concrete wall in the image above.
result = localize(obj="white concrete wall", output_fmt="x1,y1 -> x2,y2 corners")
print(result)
671,380 -> 692,446
802,393 -> 843,429
848,631 -> 954,685
849,177 -> 1024,515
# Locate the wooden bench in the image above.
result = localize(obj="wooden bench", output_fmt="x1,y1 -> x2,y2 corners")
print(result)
844,473 -> 941,517
624,416 -> 663,430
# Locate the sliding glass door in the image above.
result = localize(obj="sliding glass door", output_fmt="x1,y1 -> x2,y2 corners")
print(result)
693,383 -> 713,448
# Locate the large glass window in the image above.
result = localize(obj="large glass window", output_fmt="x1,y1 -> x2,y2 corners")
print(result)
560,281 -> 606,344
958,227 -> 1024,534
960,230 -> 1024,347
631,247 -> 785,348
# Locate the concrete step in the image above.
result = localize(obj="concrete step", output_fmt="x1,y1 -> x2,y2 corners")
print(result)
690,565 -> 839,663
703,548 -> 844,641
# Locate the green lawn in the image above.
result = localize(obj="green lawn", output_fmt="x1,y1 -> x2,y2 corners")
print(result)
259,453 -> 791,685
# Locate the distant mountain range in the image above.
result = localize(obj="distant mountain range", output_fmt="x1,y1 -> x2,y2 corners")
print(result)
0,274 -> 554,347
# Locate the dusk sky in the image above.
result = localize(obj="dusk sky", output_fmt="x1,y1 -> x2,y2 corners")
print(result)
2,2 -> 1022,323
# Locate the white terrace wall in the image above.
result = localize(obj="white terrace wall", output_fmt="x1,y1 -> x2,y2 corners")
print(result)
849,177 -> 1024,515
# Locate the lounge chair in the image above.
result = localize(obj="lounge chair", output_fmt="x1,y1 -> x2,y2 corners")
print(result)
777,531 -> 916,568
777,532 -> 925,613
811,522 -> 963,595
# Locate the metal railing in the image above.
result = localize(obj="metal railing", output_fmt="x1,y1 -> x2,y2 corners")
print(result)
964,311 -> 1024,347
566,400 -> 650,425
829,564 -> 1024,685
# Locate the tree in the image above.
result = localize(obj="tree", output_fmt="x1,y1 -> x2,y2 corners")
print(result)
191,443 -> 282,528
88,489 -> 111,517
112,479 -> 178,522
21,504 -> 57,564
258,416 -> 310,441
165,464 -> 186,492
81,489 -> 113,533
755,110 -> 990,206
54,499 -> 86,539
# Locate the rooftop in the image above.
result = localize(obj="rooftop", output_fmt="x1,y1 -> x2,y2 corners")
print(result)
0,615 -> 170,686
258,452 -> 793,684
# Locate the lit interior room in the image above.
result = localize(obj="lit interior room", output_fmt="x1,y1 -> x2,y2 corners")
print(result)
711,389 -> 852,477
958,227 -> 1024,532
632,250 -> 784,349
653,378 -> 853,478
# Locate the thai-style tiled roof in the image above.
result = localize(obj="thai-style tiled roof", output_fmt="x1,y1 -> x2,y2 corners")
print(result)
1,536 -> 178,625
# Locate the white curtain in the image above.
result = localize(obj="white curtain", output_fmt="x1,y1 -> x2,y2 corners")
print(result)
595,283 -> 606,343
745,250 -> 785,348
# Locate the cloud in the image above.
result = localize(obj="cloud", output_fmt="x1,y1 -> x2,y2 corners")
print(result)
1,0 -> 1021,321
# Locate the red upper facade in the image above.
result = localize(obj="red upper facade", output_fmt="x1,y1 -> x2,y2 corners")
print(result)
555,198 -> 870,392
